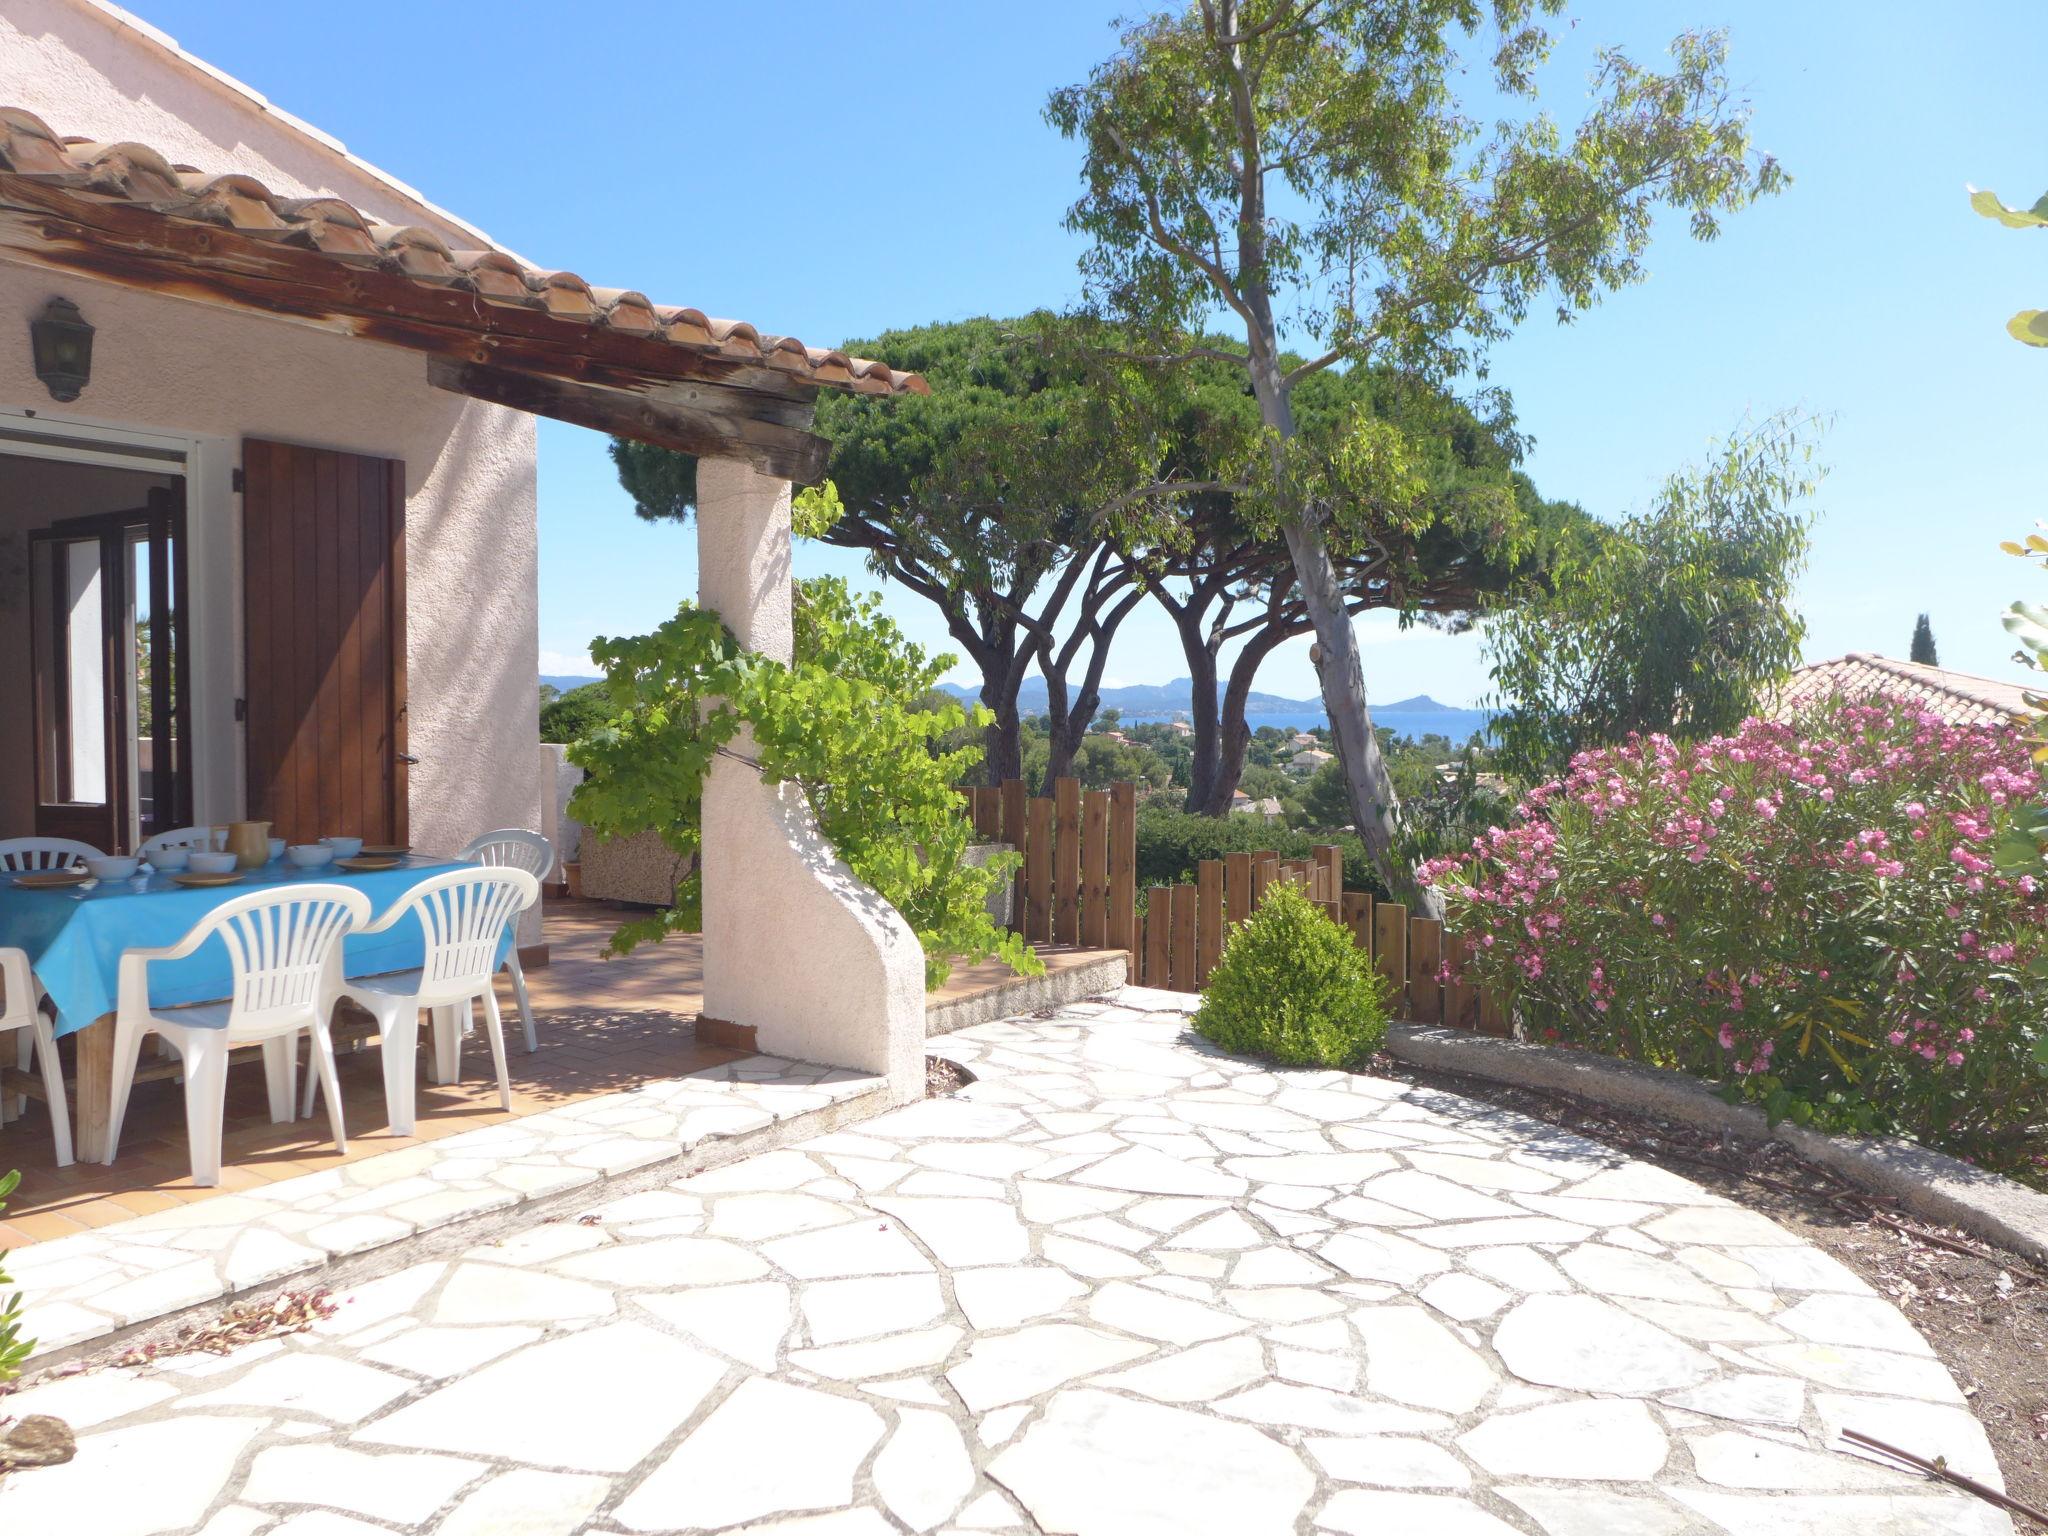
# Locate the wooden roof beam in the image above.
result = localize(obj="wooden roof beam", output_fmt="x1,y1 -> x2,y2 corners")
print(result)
428,358 -> 827,484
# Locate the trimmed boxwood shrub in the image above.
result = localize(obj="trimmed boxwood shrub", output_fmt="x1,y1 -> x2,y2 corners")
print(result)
1194,882 -> 1394,1068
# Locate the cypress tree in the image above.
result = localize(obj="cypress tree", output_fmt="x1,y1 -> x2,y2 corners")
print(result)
1909,613 -> 1938,666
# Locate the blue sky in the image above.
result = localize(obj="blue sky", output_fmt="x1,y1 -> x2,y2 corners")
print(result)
139,1 -> 2046,707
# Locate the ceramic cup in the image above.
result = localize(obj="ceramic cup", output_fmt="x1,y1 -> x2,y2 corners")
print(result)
322,836 -> 364,859
286,844 -> 335,868
267,837 -> 287,862
148,846 -> 191,873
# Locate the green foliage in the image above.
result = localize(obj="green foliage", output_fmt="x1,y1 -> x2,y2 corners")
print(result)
0,1169 -> 31,1382
1998,529 -> 2048,883
1969,186 -> 2048,346
1136,802 -> 1382,897
1435,700 -> 2048,1182
1194,883 -> 1393,1068
539,682 -> 614,747
1486,418 -> 1819,783
567,577 -> 1038,990
1909,613 -> 1938,667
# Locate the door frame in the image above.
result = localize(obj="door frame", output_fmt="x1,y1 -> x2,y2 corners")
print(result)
0,412 -> 238,831
27,492 -> 190,850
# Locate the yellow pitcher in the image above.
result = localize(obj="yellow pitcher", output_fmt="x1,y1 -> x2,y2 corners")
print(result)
222,820 -> 272,870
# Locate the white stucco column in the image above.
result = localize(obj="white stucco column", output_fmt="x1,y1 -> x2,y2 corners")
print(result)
695,456 -> 926,1103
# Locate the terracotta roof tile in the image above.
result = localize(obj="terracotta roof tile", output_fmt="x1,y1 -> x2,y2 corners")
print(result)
0,105 -> 925,398
1771,653 -> 2033,729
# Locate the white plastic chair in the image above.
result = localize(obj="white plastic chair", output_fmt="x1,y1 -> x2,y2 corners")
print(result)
458,829 -> 554,1053
308,867 -> 539,1135
0,837 -> 103,872
2,948 -> 72,1167
139,826 -> 227,860
107,884 -> 369,1186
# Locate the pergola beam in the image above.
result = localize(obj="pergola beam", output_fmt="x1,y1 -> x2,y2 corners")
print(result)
427,358 -> 827,483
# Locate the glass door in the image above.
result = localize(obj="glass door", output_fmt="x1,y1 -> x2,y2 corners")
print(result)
30,488 -> 187,852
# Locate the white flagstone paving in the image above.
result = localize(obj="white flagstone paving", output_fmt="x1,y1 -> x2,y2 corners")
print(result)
9,1055 -> 884,1361
0,992 -> 2009,1535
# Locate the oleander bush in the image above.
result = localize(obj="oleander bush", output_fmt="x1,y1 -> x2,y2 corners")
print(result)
1194,882 -> 1394,1068
1428,695 -> 2048,1184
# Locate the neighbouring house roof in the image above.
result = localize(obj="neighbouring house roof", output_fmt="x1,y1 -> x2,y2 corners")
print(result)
1772,652 -> 2033,729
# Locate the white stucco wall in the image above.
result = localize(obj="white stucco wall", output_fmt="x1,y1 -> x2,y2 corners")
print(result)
0,1 -> 545,938
0,0 -> 498,246
696,459 -> 925,1103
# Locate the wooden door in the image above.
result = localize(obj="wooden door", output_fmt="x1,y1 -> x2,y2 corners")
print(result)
241,439 -> 407,846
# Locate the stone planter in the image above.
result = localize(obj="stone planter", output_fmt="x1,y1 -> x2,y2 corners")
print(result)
579,828 -> 693,908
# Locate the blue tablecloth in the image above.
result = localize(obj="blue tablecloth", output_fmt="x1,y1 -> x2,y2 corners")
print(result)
0,856 -> 483,1037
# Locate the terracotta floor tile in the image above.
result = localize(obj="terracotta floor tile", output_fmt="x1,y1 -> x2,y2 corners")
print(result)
4,1209 -> 89,1242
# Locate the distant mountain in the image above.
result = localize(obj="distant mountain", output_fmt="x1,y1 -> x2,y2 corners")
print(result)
541,674 -> 602,694
935,677 -> 1473,717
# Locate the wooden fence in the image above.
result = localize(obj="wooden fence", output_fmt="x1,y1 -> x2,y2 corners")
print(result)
964,778 -> 1508,1033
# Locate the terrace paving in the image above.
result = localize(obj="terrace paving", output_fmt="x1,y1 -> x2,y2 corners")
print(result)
0,989 -> 2006,1536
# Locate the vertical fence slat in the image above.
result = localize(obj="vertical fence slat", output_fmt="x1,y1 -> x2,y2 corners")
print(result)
1373,901 -> 1409,1016
1144,887 -> 1172,986
1169,884 -> 1198,993
1081,790 -> 1110,948
1341,891 -> 1371,951
1053,777 -> 1081,946
973,785 -> 1000,837
1025,796 -> 1054,944
1253,853 -> 1278,908
1478,985 -> 1509,1037
1312,845 -> 1341,904
1408,917 -> 1443,1024
1001,778 -> 1028,926
1108,782 -> 1136,962
1224,851 -> 1253,933
1196,859 -> 1224,983
1444,931 -> 1476,1029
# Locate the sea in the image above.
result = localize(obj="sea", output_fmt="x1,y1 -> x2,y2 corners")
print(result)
1119,707 -> 1495,744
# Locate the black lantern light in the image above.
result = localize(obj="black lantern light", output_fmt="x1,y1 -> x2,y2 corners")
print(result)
30,297 -> 94,402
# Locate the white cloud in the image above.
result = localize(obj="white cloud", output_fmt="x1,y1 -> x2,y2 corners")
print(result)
538,646 -> 597,676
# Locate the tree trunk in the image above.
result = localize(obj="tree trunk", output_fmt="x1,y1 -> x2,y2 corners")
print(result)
1245,348 -> 1439,915
1176,617 -> 1223,813
1204,623 -> 1288,815
979,660 -> 1026,786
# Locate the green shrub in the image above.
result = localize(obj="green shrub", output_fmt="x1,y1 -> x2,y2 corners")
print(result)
539,682 -> 614,747
1432,697 -> 2048,1184
1136,803 -> 1384,896
1,1169 -> 30,1381
1194,883 -> 1393,1068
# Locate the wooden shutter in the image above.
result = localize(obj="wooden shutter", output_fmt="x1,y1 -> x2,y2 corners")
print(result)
241,439 -> 407,846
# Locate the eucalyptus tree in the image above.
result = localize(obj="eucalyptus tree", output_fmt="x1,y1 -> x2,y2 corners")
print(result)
1139,360 -> 1586,814
1047,0 -> 1783,910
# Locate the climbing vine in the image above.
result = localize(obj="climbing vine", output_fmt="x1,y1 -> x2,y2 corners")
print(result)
567,576 -> 1036,990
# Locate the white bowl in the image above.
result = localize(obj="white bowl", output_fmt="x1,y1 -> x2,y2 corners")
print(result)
286,844 -> 334,868
147,847 -> 191,873
85,855 -> 139,880
267,837 -> 287,862
188,850 -> 239,875
321,836 -> 364,859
